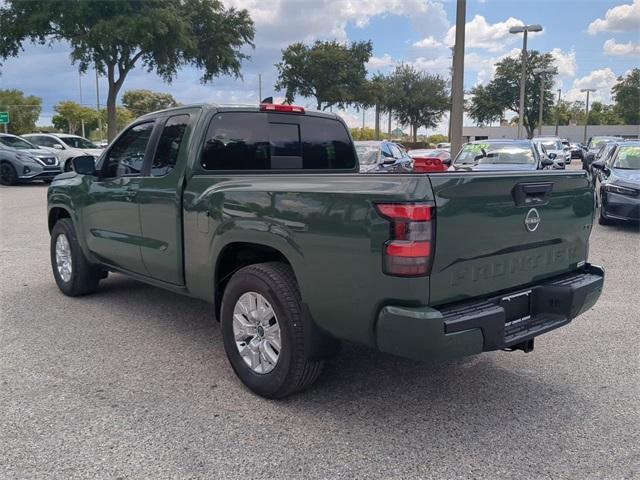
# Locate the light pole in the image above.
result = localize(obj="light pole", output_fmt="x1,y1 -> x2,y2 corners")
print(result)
533,66 -> 555,136
581,88 -> 596,144
450,0 -> 466,157
509,24 -> 543,139
554,88 -> 561,136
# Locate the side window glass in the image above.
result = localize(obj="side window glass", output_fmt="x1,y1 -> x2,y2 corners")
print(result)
151,114 -> 190,176
102,122 -> 154,178
390,144 -> 403,159
380,143 -> 393,158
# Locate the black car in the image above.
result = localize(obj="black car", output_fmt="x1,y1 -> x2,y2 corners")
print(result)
451,139 -> 554,171
583,136 -> 624,170
354,140 -> 413,173
591,141 -> 640,225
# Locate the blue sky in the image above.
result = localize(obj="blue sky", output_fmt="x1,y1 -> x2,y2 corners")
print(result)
1,0 -> 638,133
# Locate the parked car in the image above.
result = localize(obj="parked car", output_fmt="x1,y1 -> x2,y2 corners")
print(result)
535,137 -> 571,164
532,138 -> 567,169
355,140 -> 413,173
407,148 -> 450,172
591,141 -> 640,224
582,136 -> 624,171
451,139 -> 554,171
47,103 -> 603,398
590,141 -> 619,175
22,133 -> 103,172
0,133 -> 61,185
569,142 -> 584,160
436,142 -> 451,149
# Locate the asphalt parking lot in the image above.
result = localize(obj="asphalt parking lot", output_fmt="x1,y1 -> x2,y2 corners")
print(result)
1,182 -> 638,479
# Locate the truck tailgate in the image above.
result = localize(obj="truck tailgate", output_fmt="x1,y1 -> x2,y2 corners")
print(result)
428,171 -> 594,305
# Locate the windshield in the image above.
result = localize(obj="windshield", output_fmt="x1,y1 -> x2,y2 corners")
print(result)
539,139 -> 562,150
455,142 -> 535,165
590,137 -> 619,149
355,145 -> 379,165
612,145 -> 640,170
62,136 -> 98,149
0,135 -> 36,150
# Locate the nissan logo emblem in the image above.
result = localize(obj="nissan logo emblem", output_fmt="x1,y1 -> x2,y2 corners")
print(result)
525,208 -> 541,232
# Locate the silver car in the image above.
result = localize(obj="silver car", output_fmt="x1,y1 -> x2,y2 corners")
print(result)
532,137 -> 568,169
22,133 -> 103,171
0,134 -> 62,185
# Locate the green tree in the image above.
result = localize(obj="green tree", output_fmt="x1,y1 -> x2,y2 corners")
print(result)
467,51 -> 557,138
275,40 -> 373,110
466,84 -> 504,127
386,64 -> 449,142
548,100 -> 586,126
587,102 -> 622,126
0,0 -> 254,141
122,89 -> 179,116
53,101 -> 99,135
100,107 -> 135,133
612,68 -> 640,125
0,89 -> 41,134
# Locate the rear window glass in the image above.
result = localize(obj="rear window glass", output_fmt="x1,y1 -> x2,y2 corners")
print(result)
455,142 -> 535,165
200,112 -> 356,171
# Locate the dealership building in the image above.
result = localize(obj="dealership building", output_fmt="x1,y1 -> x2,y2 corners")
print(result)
462,125 -> 640,143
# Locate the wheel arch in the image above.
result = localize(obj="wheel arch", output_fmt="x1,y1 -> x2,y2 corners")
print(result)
48,206 -> 72,233
214,241 -> 294,320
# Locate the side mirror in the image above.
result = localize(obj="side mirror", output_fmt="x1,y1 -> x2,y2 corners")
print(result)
441,157 -> 452,166
541,157 -> 554,167
590,160 -> 606,171
72,155 -> 96,175
52,144 -> 64,150
548,152 -> 557,160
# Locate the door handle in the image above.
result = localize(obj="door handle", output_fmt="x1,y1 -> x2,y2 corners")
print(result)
512,182 -> 554,206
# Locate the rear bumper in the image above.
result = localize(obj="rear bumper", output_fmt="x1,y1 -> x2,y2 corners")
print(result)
376,264 -> 604,361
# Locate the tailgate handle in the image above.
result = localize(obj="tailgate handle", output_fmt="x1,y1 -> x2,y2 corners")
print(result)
512,182 -> 553,206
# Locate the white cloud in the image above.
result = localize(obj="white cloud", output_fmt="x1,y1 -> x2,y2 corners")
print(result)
413,36 -> 444,49
466,48 -> 520,85
587,0 -> 640,34
564,68 -> 619,103
603,38 -> 640,56
445,15 -> 542,52
225,0 -> 449,45
550,48 -> 577,77
367,53 -> 395,70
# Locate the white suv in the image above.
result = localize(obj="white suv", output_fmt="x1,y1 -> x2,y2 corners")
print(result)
22,133 -> 103,171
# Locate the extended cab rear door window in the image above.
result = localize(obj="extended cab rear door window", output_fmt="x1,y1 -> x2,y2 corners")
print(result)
200,112 -> 356,171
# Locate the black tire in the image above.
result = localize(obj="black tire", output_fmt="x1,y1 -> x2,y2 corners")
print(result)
50,218 -> 102,296
0,162 -> 18,186
220,262 -> 324,398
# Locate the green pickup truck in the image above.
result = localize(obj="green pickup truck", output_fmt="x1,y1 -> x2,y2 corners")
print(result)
47,104 -> 604,398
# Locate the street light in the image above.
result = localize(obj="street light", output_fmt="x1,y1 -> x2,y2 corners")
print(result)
509,24 -> 543,139
533,66 -> 556,136
581,88 -> 597,144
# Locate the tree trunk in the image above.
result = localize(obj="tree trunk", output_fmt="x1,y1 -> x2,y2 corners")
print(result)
412,124 -> 418,143
106,62 -> 126,142
374,104 -> 380,140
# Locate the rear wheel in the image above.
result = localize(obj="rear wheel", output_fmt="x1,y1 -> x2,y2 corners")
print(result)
50,218 -> 102,296
0,162 -> 18,186
220,262 -> 324,398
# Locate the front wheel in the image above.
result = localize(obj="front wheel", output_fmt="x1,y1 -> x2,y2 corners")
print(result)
50,218 -> 102,296
0,162 -> 18,186
220,262 -> 324,398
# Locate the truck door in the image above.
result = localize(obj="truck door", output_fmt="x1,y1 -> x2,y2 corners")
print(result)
83,121 -> 155,274
135,112 -> 194,285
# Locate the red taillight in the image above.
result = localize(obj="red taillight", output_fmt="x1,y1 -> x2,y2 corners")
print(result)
413,157 -> 447,173
375,203 -> 434,277
260,104 -> 305,114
